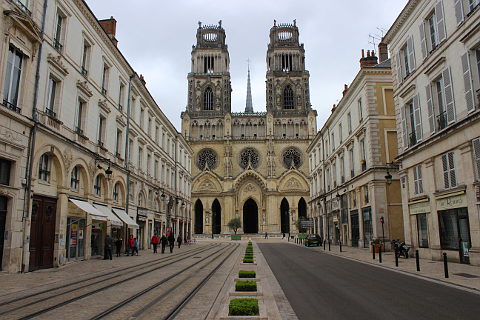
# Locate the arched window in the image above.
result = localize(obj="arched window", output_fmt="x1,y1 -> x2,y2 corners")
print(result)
70,166 -> 80,190
113,183 -> 119,201
203,87 -> 213,110
94,175 -> 101,196
38,153 -> 50,182
283,85 -> 294,110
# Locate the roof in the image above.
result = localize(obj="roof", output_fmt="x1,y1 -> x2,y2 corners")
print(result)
366,58 -> 391,69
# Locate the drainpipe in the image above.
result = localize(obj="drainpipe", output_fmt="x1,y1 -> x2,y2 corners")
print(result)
21,0 -> 48,273
124,74 -> 135,218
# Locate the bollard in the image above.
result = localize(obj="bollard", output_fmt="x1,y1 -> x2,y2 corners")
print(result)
416,250 -> 420,271
378,246 -> 382,263
372,244 -> 376,260
323,240 -> 326,250
328,240 -> 331,251
443,253 -> 449,278
395,250 -> 399,267
339,241 -> 342,252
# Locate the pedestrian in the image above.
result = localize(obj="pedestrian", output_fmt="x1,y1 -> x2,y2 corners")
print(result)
264,232 -> 268,239
168,233 -> 175,253
127,234 -> 135,256
115,237 -> 122,257
151,234 -> 159,253
133,238 -> 139,256
160,234 -> 168,253
288,232 -> 291,242
104,234 -> 113,260
282,232 -> 285,239
177,235 -> 182,248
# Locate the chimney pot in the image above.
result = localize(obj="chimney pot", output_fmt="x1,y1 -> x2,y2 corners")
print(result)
361,49 -> 365,58
378,40 -> 388,63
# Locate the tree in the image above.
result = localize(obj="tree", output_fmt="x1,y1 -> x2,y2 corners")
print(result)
227,217 -> 241,234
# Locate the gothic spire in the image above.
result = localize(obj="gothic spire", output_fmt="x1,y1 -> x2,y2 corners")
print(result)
245,61 -> 253,113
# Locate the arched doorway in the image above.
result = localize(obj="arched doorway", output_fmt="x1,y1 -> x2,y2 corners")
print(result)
194,199 -> 203,234
243,199 -> 258,234
280,198 -> 290,234
298,197 -> 307,233
212,199 -> 221,234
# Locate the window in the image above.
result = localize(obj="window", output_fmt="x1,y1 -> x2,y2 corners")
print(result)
3,46 -> 24,112
101,63 -> 109,94
113,183 -> 119,201
148,118 -> 152,136
203,87 -> 213,110
401,95 -> 422,148
203,55 -> 214,73
460,51 -> 477,114
75,98 -> 85,134
340,155 -> 345,183
419,3 -> 446,60
0,159 -> 11,186
331,133 -> 335,152
147,153 -> 151,175
155,126 -> 159,143
358,99 -> 363,122
454,0 -> 480,25
115,129 -> 122,156
364,185 -> 369,204
54,12 -> 65,50
413,165 -> 423,194
81,40 -> 90,76
38,153 -> 50,182
442,151 -> 457,189
46,76 -> 59,118
416,213 -> 429,248
14,0 -> 30,14
360,139 -> 366,171
439,208 -> 470,250
138,146 -> 143,169
332,162 -> 337,187
347,112 -> 352,134
118,83 -> 125,110
349,148 -> 354,178
70,166 -> 79,191
473,138 -> 480,179
396,37 -> 415,82
338,123 -> 343,143
154,159 -> 159,179
94,175 -> 101,196
283,85 -> 294,109
140,108 -> 145,127
98,115 -> 106,146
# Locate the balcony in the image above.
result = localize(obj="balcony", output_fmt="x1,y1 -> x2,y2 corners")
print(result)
436,111 -> 447,131
75,127 -> 84,136
45,108 -> 56,119
2,99 -> 21,113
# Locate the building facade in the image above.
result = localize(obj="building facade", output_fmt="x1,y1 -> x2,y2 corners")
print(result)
0,0 -> 192,273
308,49 -> 404,249
384,0 -> 480,265
182,21 -> 317,236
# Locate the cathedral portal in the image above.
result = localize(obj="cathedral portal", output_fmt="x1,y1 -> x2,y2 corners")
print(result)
243,199 -> 259,234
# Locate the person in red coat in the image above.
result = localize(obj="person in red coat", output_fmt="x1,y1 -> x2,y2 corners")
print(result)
151,234 -> 159,253
127,234 -> 135,256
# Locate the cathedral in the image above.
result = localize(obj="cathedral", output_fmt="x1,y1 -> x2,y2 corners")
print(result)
181,20 -> 317,235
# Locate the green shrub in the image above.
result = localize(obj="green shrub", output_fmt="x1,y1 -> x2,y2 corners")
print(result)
235,280 -> 257,291
239,270 -> 256,278
229,298 -> 259,316
244,253 -> 253,257
243,257 -> 254,263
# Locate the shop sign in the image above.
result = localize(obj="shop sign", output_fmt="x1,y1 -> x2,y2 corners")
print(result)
409,201 -> 430,215
436,194 -> 467,211
137,208 -> 149,221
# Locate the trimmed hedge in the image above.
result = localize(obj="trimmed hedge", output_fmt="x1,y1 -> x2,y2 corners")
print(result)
239,270 -> 256,278
229,298 -> 259,316
235,280 -> 257,292
243,257 -> 254,263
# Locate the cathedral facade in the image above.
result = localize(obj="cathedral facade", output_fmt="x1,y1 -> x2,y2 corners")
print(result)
181,21 -> 317,235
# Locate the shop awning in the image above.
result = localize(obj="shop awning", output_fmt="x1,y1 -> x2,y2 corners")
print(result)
93,204 -> 123,227
69,199 -> 107,221
112,208 -> 139,229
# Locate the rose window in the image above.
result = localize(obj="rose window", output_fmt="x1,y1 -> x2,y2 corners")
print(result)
197,149 -> 217,170
240,148 -> 260,169
283,147 -> 302,169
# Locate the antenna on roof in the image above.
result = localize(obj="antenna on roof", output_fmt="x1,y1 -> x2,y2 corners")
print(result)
368,34 -> 381,52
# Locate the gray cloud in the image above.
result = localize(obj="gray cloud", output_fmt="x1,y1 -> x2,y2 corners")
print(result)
87,0 -> 407,130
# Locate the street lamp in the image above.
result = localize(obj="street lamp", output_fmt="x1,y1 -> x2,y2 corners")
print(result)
385,171 -> 393,185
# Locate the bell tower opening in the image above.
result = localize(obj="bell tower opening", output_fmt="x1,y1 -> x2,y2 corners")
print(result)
243,199 -> 258,234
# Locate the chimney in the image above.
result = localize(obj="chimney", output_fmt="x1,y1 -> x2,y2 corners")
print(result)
378,40 -> 388,63
98,16 -> 118,47
359,49 -> 378,68
139,74 -> 146,86
331,104 -> 336,112
342,84 -> 349,96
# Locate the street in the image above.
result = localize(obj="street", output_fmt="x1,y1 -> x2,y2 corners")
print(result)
258,243 -> 480,320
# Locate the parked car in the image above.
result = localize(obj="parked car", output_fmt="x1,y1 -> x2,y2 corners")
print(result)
305,234 -> 321,247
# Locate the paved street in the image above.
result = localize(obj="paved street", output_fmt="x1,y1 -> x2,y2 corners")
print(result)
259,242 -> 480,320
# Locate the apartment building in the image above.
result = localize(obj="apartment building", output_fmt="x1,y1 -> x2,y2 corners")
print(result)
384,0 -> 480,265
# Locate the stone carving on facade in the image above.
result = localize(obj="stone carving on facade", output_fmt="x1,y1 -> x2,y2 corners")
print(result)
198,179 -> 216,192
243,183 -> 256,193
0,128 -> 22,146
47,54 -> 69,76
62,149 -> 73,172
76,80 -> 93,97
285,177 -> 302,190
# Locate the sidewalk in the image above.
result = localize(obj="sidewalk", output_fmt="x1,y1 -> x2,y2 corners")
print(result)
291,240 -> 480,292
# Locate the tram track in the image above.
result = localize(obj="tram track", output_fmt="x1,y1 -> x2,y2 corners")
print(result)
0,243 -> 223,319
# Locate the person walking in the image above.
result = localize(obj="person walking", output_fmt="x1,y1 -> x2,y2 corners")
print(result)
104,234 -> 113,260
160,234 -> 168,254
177,235 -> 182,248
151,234 -> 159,253
168,233 -> 175,253
127,235 -> 135,256
264,232 -> 268,239
115,237 -> 122,257
133,238 -> 139,256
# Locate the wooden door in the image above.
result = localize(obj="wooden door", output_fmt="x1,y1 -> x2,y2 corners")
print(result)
29,196 -> 57,271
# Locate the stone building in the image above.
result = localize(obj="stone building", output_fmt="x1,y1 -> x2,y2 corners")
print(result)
384,0 -> 480,265
0,0 -> 192,273
307,48 -> 403,248
182,21 -> 317,235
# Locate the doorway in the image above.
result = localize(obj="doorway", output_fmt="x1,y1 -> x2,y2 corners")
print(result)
66,217 -> 85,261
212,199 -> 221,234
243,199 -> 258,234
29,195 -> 57,271
280,198 -> 290,234
0,196 -> 7,270
298,198 -> 307,233
350,210 -> 359,247
194,199 -> 203,234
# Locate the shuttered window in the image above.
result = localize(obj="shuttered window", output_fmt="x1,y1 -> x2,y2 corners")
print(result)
461,52 -> 475,113
473,138 -> 480,180
413,165 -> 423,195
442,151 -> 457,189
455,0 -> 480,25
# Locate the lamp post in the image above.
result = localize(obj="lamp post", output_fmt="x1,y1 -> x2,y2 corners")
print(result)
380,216 -> 385,252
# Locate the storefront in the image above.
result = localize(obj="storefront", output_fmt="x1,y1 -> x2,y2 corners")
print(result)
436,192 -> 471,264
408,199 -> 430,249
112,207 -> 139,246
66,217 -> 85,261
137,208 -> 148,250
93,204 -> 124,240
362,207 -> 372,248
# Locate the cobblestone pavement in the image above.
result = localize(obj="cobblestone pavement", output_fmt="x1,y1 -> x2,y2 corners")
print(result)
287,239 -> 480,292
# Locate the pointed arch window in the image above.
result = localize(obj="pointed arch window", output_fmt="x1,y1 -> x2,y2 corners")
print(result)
203,87 -> 214,110
284,85 -> 294,109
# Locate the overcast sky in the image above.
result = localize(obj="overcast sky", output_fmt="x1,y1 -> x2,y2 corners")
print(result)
87,0 -> 407,131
